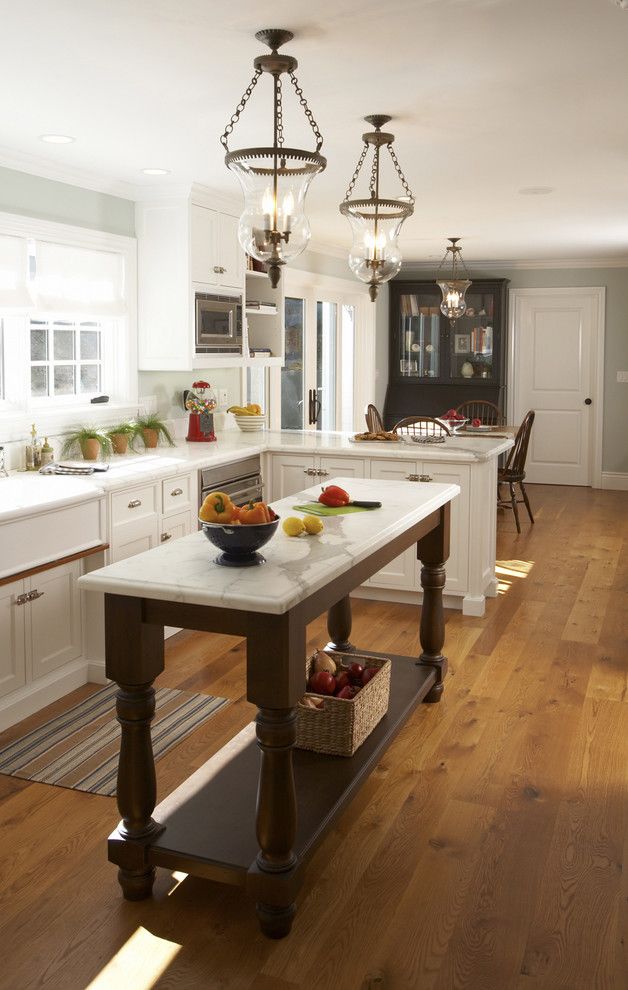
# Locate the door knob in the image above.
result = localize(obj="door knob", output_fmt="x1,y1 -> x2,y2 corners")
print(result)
584,397 -> 592,405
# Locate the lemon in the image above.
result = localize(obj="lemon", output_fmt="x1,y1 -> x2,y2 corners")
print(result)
303,515 -> 324,535
282,516 -> 306,537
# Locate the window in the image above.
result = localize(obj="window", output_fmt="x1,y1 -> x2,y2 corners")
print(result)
30,319 -> 105,399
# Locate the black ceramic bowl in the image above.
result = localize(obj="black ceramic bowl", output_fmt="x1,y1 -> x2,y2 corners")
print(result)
199,516 -> 280,567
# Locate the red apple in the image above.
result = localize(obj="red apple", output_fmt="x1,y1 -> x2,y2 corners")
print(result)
309,671 -> 336,695
334,671 -> 350,693
361,667 -> 378,686
472,418 -> 481,427
349,662 -> 364,683
337,685 -> 357,700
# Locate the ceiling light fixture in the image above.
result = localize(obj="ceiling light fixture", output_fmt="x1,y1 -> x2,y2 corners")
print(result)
221,28 -> 326,289
39,134 -> 75,144
339,115 -> 414,302
435,237 -> 472,326
141,168 -> 171,176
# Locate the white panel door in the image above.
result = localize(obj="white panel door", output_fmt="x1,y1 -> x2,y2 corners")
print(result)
420,463 -> 470,593
271,453 -> 316,500
218,213 -> 244,290
318,456 -> 366,485
111,515 -> 160,562
367,460 -> 420,591
191,205 -> 219,285
0,581 -> 27,698
29,563 -> 82,680
511,288 -> 603,485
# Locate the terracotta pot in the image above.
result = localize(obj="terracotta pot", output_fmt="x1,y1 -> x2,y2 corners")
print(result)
80,438 -> 101,461
142,428 -> 159,449
110,433 -> 129,455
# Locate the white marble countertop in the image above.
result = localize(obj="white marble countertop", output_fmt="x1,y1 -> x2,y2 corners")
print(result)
78,477 -> 459,615
0,429 -> 511,521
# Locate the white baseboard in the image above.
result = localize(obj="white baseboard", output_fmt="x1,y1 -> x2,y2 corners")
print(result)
0,658 -> 90,731
601,472 -> 628,491
87,659 -> 108,684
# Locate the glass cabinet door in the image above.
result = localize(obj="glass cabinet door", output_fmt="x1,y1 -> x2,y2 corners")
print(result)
398,293 -> 441,379
448,289 -> 496,382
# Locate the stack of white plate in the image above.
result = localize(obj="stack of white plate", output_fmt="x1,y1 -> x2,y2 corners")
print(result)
234,414 -> 266,432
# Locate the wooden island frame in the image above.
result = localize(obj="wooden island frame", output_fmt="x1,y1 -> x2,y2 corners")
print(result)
104,501 -> 451,939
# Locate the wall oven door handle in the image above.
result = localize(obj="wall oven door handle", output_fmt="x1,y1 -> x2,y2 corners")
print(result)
312,395 -> 321,424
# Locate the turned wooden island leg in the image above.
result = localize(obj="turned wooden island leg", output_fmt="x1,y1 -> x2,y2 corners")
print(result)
247,613 -> 305,938
416,504 -> 450,703
105,594 -> 165,900
326,596 -> 354,652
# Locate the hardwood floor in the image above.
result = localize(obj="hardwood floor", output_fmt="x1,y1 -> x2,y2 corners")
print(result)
1,484 -> 626,990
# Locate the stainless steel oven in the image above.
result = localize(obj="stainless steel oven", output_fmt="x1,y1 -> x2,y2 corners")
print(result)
195,292 -> 242,354
199,456 -> 263,512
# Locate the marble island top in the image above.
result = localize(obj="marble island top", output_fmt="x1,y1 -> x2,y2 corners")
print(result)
78,477 -> 459,615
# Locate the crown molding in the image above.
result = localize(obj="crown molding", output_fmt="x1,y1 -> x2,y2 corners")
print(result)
0,144 -> 140,200
402,256 -> 628,271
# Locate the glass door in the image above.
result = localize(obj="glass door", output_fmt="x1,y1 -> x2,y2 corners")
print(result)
280,296 -> 306,430
398,292 -> 441,380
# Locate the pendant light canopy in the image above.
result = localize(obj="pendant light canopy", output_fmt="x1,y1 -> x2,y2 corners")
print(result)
436,237 -> 472,324
339,115 -> 414,302
221,29 -> 326,288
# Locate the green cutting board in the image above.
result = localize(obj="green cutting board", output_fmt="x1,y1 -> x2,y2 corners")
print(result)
293,502 -> 371,516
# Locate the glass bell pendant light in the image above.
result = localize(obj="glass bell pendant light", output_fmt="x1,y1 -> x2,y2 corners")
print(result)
436,237 -> 472,325
339,115 -> 414,302
221,29 -> 326,288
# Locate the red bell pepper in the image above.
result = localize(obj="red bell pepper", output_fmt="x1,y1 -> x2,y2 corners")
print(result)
319,485 -> 350,508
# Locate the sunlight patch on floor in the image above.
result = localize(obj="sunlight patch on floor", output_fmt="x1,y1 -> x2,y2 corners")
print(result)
85,926 -> 181,990
496,558 -> 534,594
167,870 -> 188,896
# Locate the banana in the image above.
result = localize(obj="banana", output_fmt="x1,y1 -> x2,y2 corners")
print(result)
227,405 -> 254,416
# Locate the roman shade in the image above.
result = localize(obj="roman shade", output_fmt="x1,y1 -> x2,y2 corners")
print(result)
33,241 -> 127,316
0,233 -> 34,308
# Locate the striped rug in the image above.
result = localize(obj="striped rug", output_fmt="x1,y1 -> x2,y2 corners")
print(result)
0,683 -> 229,797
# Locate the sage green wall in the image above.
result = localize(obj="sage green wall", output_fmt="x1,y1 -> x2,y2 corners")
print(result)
138,367 -> 243,424
375,267 -> 628,476
0,166 -> 135,236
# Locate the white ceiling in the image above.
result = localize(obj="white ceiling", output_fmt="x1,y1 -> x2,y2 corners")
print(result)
1,0 -> 628,262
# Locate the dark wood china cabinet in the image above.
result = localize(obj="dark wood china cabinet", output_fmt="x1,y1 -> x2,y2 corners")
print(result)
383,278 -> 509,428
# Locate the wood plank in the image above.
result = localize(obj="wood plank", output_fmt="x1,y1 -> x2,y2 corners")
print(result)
0,543 -> 109,587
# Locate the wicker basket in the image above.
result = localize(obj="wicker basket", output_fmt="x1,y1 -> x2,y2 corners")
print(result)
296,651 -> 391,757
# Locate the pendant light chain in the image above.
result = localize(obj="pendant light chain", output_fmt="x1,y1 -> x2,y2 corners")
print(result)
220,68 -> 262,151
275,76 -> 285,149
387,144 -> 414,205
288,72 -> 324,152
343,143 -> 369,201
369,146 -> 379,197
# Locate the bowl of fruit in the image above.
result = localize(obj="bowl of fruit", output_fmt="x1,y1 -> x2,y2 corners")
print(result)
227,403 -> 266,432
199,491 -> 279,566
438,409 -> 469,434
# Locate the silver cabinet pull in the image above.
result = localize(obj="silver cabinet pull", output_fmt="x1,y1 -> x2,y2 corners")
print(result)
161,532 -> 172,542
317,469 -> 329,477
406,474 -> 420,482
303,467 -> 317,476
170,487 -> 183,497
419,474 -> 433,482
28,589 -> 45,601
15,593 -> 30,606
213,265 -> 226,274
128,498 -> 142,508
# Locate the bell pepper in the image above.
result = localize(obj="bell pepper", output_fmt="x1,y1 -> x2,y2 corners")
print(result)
199,490 -> 235,523
239,501 -> 271,525
319,485 -> 350,508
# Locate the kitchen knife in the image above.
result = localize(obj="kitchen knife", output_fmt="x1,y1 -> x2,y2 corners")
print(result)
350,500 -> 382,509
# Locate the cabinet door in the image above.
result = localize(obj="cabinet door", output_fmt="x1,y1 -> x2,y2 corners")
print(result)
0,581 -> 27,698
419,463 -> 470,593
160,509 -> 193,545
366,460 -> 420,590
317,456 -> 366,484
191,205 -> 219,285
218,212 -> 244,289
111,515 -> 160,562
28,563 -> 81,681
271,454 -> 316,500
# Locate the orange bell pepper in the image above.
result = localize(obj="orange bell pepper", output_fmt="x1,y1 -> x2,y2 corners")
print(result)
239,501 -> 271,525
199,490 -> 235,523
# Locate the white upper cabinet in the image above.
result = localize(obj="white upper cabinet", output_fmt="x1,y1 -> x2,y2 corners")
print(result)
218,212 -> 244,290
191,205 -> 219,286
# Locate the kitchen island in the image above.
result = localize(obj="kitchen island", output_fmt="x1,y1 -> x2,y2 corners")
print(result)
79,477 -> 459,937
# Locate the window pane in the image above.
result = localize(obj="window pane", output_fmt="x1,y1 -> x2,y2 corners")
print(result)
80,330 -> 100,360
341,305 -> 355,432
54,328 -> 75,360
80,364 -> 100,393
316,300 -> 337,432
31,365 -> 48,396
54,364 -> 75,395
281,297 -> 305,430
31,325 -> 48,361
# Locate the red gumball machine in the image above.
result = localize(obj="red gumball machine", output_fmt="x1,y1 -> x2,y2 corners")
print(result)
184,380 -> 217,442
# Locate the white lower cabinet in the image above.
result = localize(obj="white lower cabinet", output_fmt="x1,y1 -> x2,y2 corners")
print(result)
160,509 -> 193,544
0,561 -> 81,702
111,515 -> 160,562
270,453 -> 365,500
367,459 -> 420,590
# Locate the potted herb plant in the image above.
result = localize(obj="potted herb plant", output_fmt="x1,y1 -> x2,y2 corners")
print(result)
107,421 -> 139,456
136,414 -> 175,449
61,427 -> 113,462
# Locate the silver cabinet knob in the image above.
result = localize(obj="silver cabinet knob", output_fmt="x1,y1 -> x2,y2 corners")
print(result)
28,589 -> 45,601
15,593 -> 30,605
419,474 -> 433,482
161,532 -> 172,542
171,487 -> 183,497
213,265 -> 226,274
128,498 -> 142,508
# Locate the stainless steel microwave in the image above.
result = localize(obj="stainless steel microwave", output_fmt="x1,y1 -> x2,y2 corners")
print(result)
195,292 -> 242,354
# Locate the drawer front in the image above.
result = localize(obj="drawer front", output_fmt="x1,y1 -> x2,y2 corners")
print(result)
162,474 -> 193,516
111,484 -> 157,526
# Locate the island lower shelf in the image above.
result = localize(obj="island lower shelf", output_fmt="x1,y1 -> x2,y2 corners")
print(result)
133,652 -> 436,886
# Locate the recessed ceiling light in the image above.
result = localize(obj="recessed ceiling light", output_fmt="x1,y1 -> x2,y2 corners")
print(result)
518,186 -> 555,196
141,168 -> 171,176
39,134 -> 75,144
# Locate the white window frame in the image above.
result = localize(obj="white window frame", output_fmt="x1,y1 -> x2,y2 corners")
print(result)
0,211 -> 137,440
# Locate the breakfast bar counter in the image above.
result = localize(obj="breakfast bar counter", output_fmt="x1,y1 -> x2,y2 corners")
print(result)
79,477 -> 459,937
